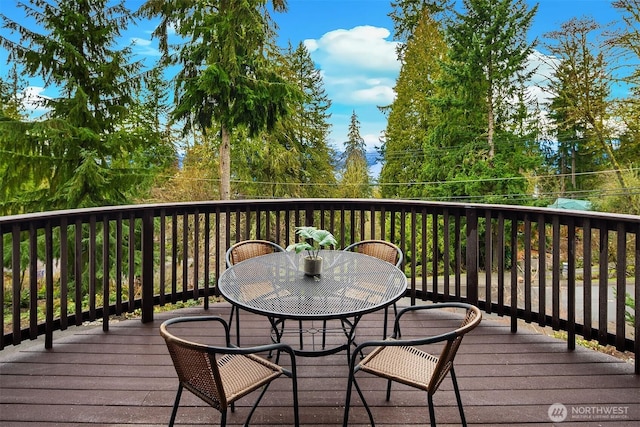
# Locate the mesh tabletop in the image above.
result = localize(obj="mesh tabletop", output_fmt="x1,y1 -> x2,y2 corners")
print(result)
218,250 -> 407,320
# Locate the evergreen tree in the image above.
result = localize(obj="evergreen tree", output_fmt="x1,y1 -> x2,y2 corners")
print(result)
445,0 -> 537,158
389,0 -> 451,58
287,42 -> 337,197
139,0 -> 302,200
380,9 -> 447,198
422,0 -> 539,203
0,0 -> 156,213
229,42 -> 336,198
340,111 -> 371,198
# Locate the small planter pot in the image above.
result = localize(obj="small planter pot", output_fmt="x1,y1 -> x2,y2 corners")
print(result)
303,256 -> 323,276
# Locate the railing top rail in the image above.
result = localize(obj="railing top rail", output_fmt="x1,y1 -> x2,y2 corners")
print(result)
2,198 -> 639,228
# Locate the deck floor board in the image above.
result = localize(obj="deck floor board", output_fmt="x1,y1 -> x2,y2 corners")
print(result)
1,302 -> 638,426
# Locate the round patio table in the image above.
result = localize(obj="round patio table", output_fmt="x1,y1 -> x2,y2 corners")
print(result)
218,249 -> 407,357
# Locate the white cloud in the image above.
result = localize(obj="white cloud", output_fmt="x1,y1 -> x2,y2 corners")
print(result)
306,25 -> 400,73
305,26 -> 400,107
352,85 -> 396,104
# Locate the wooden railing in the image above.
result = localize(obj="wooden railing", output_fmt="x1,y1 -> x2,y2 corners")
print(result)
1,199 -> 638,372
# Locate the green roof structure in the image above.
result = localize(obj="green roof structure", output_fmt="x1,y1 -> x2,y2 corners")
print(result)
547,198 -> 592,211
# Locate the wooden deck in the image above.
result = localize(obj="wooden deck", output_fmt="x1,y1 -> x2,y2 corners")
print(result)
1,301 -> 638,426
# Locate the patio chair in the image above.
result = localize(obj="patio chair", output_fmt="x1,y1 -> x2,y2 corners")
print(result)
343,302 -> 482,427
343,240 -> 404,338
160,316 -> 299,427
225,240 -> 285,345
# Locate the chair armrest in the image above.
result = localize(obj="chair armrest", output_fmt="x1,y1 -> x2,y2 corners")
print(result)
161,315 -> 232,347
391,302 -> 477,337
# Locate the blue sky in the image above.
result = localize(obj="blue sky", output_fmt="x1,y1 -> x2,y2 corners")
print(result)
0,0 -> 625,168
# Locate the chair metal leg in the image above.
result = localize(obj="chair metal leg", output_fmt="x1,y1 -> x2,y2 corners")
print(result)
450,367 -> 467,426
221,409 -> 227,427
244,382 -> 273,426
343,369 -> 354,427
289,370 -> 300,426
353,377 -> 376,426
169,383 -> 183,427
427,393 -> 436,427
385,379 -> 392,401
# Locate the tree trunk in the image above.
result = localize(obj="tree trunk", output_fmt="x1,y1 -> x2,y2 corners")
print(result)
219,125 -> 231,200
487,101 -> 495,159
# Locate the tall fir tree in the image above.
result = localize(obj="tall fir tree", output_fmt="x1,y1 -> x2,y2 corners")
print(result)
340,111 -> 371,198
230,42 -> 336,198
0,0 -> 157,213
287,42 -> 337,197
389,0 -> 451,58
423,0 -> 539,203
139,0 -> 302,200
380,8 -> 447,198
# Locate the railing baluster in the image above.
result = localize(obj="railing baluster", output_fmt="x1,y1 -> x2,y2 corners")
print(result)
635,222 -> 639,374
616,222 -> 627,352
115,214 -> 123,314
171,213 -> 178,304
141,210 -> 154,323
583,219 -> 592,340
524,214 -> 532,323
497,213 -> 505,315
45,222 -> 54,348
11,225 -> 21,344
454,212 -> 461,298
484,211 -> 492,314
29,223 -> 37,338
552,216 -> 561,330
599,225 -> 609,344
102,217 -> 110,332
159,210 -> 166,307
74,219 -> 82,326
510,216 -> 518,333
421,208 -> 427,300
567,217 -> 576,350
128,213 -> 135,311
466,208 -> 478,306
193,210 -> 200,300
432,210 -> 439,302
538,214 -> 547,327
182,212 -> 188,302
443,209 -> 450,300
203,212 -> 210,310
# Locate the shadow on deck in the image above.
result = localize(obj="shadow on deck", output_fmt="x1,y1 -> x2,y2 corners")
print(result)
1,301 -> 638,426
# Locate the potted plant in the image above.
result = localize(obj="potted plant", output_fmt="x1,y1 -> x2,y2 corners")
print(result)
286,226 -> 338,276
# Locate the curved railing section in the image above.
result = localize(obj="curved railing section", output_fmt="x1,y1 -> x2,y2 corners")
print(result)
1,199 -> 638,373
